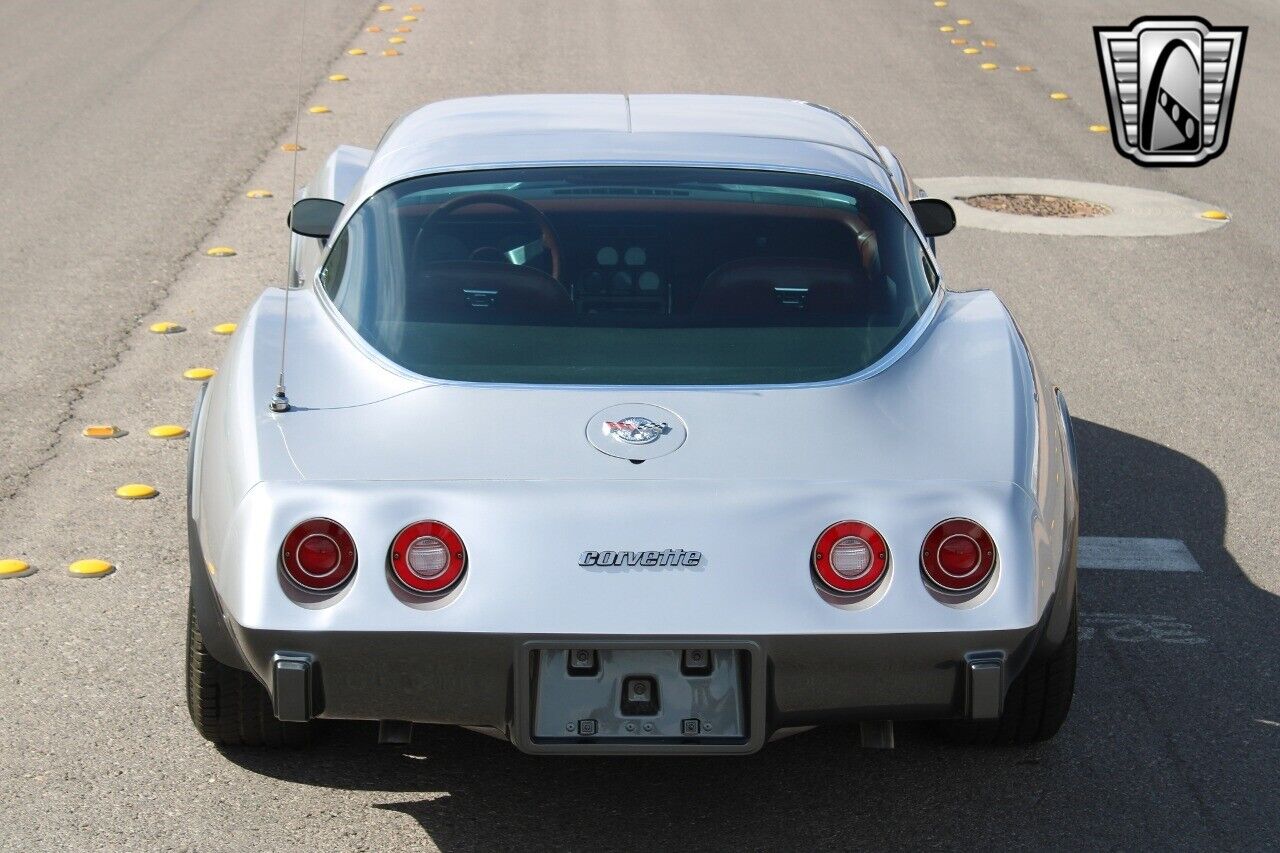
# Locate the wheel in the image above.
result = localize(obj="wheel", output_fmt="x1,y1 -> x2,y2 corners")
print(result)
186,594 -> 312,747
945,596 -> 1078,745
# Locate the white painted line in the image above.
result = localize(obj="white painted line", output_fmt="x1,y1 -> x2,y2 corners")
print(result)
1078,537 -> 1201,572
1079,612 -> 1205,644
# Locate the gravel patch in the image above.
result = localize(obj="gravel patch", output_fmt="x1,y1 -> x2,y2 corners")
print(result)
961,193 -> 1111,218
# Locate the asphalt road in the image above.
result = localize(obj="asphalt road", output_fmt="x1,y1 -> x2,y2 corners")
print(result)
1,1 -> 1277,850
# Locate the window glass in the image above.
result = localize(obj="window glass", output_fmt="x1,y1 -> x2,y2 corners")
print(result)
320,167 -> 937,385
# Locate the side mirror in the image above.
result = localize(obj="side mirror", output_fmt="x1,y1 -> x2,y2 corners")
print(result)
289,198 -> 343,239
910,198 -> 956,237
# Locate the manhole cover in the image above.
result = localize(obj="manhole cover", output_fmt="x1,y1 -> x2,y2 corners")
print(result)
918,177 -> 1228,236
961,194 -> 1111,218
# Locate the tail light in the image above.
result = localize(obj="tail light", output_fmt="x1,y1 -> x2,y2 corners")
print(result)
812,520 -> 889,594
390,521 -> 466,594
921,519 -> 996,592
281,518 -> 357,592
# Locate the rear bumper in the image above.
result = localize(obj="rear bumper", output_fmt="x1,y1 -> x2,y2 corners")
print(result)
192,503 -> 1078,754
227,613 -> 1053,753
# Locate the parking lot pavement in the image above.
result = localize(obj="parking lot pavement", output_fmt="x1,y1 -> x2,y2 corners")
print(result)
1,1 -> 1277,850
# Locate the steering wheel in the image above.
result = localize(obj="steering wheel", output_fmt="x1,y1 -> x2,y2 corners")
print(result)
424,192 -> 562,281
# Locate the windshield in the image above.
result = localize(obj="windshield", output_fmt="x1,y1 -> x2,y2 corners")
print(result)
320,166 -> 938,385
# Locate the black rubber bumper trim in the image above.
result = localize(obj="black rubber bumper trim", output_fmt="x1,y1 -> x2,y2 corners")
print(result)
227,621 -> 1044,739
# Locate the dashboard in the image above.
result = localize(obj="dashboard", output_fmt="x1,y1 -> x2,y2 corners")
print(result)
407,208 -> 867,319
573,235 -> 668,315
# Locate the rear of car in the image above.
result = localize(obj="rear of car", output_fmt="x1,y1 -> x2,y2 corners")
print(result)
187,96 -> 1077,754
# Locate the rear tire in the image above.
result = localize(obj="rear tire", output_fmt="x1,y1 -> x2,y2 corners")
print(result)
945,596 -> 1077,746
186,595 -> 312,747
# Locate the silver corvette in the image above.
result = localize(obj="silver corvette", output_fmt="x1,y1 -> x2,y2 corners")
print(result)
187,94 -> 1078,754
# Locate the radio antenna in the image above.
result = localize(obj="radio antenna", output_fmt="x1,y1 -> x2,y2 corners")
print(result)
270,0 -> 309,413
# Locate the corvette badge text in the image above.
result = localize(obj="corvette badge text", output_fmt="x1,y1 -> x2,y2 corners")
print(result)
579,549 -> 704,571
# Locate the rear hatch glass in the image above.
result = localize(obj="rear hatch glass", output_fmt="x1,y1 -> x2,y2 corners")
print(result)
321,166 -> 937,385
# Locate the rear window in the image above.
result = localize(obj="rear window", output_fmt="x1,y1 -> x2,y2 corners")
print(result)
320,166 -> 937,385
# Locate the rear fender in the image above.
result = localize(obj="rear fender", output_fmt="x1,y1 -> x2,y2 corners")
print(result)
188,381 -> 250,670
1038,388 -> 1080,655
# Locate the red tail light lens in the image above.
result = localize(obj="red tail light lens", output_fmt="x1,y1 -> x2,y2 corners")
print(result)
813,521 -> 889,594
281,518 -> 357,592
391,521 -> 466,594
921,519 -> 996,592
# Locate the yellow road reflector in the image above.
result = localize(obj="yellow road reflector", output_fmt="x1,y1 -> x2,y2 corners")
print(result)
0,559 -> 32,577
205,246 -> 236,257
281,142 -> 304,152
1089,124 -> 1110,133
366,25 -> 383,32
956,18 -> 972,26
246,188 -> 273,198
963,47 -> 981,54
309,105 -> 331,114
402,14 -> 417,21
981,39 -> 997,48
951,38 -> 967,45
184,367 -> 216,381
980,62 -> 998,70
148,424 -> 188,439
1050,91 -> 1070,100
1200,209 -> 1229,221
1015,65 -> 1034,72
394,26 -> 411,32
83,424 -> 123,439
149,321 -> 184,334
377,3 -> 393,10
116,483 -> 158,500
328,74 -> 349,82
939,25 -> 954,32
933,0 -> 948,6
69,559 -> 114,578
388,36 -> 406,44
382,48 -> 401,56
212,322 -> 237,335
347,48 -> 367,56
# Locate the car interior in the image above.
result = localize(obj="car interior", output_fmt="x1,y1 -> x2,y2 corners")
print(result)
388,193 -> 905,328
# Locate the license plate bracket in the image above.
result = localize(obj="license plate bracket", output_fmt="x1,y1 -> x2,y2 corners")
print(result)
513,640 -> 766,754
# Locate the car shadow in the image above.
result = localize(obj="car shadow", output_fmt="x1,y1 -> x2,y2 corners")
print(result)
221,420 -> 1279,851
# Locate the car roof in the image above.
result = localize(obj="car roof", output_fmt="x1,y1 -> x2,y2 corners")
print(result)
348,95 -> 898,208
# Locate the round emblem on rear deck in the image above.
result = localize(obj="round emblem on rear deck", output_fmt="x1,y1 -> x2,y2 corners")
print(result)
587,404 -> 687,460
603,416 -> 666,445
